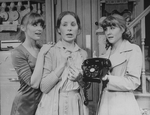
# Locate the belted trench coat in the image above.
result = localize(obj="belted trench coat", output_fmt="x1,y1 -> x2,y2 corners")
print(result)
97,40 -> 142,115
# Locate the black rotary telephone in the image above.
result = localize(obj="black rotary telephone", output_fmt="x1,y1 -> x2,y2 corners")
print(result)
81,58 -> 111,105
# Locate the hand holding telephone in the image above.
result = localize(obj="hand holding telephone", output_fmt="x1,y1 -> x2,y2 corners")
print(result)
81,58 -> 111,105
82,58 -> 111,83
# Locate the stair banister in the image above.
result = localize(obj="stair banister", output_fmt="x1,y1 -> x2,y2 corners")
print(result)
141,17 -> 146,93
128,5 -> 150,29
128,5 -> 150,93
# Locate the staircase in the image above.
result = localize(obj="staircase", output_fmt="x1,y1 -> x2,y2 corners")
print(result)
128,5 -> 150,112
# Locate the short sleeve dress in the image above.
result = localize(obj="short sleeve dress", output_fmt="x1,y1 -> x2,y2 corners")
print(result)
10,44 -> 42,115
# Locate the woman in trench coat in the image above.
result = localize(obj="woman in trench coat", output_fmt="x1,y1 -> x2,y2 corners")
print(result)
97,14 -> 142,115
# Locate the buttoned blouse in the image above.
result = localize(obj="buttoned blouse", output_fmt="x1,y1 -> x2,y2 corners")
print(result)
36,40 -> 88,115
40,40 -> 87,93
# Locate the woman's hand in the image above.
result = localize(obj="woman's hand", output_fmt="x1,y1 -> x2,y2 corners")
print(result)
102,72 -> 110,89
39,42 -> 54,55
68,64 -> 82,81
60,48 -> 72,67
102,71 -> 111,81
102,74 -> 109,81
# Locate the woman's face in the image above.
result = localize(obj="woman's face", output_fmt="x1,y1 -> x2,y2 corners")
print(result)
58,14 -> 79,43
22,22 -> 44,40
104,25 -> 124,45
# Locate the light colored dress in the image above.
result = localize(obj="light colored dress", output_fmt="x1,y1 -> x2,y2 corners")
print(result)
97,40 -> 142,115
35,40 -> 89,115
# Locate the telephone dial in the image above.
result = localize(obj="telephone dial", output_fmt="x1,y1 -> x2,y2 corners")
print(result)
81,58 -> 111,105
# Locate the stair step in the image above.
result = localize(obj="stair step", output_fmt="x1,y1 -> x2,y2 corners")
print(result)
134,92 -> 150,97
134,92 -> 150,110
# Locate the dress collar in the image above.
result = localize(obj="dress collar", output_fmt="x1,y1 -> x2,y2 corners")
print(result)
55,40 -> 81,52
100,40 -> 134,68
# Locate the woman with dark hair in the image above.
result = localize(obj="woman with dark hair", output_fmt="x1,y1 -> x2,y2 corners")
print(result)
10,12 -> 53,115
96,14 -> 142,115
35,11 -> 89,115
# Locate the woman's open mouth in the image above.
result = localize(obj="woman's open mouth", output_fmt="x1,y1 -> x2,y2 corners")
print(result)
66,34 -> 73,38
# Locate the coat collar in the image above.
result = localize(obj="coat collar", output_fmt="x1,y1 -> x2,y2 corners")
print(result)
101,40 -> 133,68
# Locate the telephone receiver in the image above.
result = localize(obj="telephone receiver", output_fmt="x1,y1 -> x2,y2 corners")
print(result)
82,58 -> 111,83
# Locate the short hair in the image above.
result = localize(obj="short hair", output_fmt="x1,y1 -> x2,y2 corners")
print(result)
101,14 -> 132,49
101,14 -> 132,41
56,11 -> 81,34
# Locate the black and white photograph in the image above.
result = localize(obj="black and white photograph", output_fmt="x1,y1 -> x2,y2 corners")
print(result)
0,0 -> 150,115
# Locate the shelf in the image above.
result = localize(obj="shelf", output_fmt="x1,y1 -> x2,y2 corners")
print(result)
0,0 -> 44,3
0,24 -> 19,32
100,0 -> 136,3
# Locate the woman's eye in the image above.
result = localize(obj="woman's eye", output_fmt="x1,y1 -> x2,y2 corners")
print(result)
62,23 -> 67,26
33,23 -> 38,27
71,22 -> 76,26
110,26 -> 115,30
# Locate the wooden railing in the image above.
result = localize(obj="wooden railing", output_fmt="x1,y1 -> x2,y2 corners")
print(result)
128,5 -> 150,30
128,5 -> 150,93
